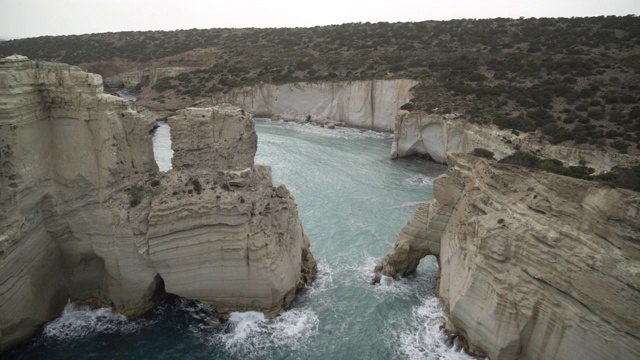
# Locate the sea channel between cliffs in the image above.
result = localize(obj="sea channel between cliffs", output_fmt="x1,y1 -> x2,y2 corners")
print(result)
5,115 -> 479,359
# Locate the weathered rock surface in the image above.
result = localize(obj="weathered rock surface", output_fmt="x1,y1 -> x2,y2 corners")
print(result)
376,153 -> 640,359
145,104 -> 316,316
0,56 -> 315,353
205,79 -> 418,132
169,106 -> 257,171
0,55 -> 159,351
392,110 -> 639,172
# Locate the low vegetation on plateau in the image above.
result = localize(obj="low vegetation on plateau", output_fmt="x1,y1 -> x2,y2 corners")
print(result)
499,150 -> 640,191
1,16 -> 639,155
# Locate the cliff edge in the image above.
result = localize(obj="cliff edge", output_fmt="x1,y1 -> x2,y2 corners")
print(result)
376,153 -> 640,359
0,56 -> 315,352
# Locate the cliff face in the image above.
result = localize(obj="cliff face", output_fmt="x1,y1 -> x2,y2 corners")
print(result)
0,56 -> 315,352
392,111 -> 639,172
205,79 -> 418,132
0,55 -> 159,351
376,154 -> 640,359
149,105 -> 316,315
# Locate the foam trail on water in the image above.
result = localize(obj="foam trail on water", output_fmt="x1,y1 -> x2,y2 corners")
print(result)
394,297 -> 474,360
115,89 -> 139,101
391,201 -> 426,209
282,122 -> 393,140
405,175 -> 434,187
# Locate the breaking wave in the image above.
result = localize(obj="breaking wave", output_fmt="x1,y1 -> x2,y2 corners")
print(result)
213,309 -> 319,358
405,174 -> 434,187
40,301 -> 152,342
393,297 -> 474,360
305,260 -> 335,296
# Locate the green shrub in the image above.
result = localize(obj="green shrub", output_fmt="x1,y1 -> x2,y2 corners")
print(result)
575,103 -> 589,112
400,103 -> 415,111
499,151 -> 541,168
472,148 -> 495,159
610,139 -> 630,153
594,165 -> 640,192
468,72 -> 488,82
587,108 -> 605,120
620,94 -> 639,104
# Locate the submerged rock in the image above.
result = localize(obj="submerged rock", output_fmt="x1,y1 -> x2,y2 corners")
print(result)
376,153 -> 640,359
0,56 -> 315,352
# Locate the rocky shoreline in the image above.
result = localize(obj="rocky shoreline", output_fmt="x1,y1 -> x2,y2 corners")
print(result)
375,153 -> 640,359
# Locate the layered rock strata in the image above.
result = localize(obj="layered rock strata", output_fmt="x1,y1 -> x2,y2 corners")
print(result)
203,79 -> 418,132
151,105 -> 316,315
0,56 -> 315,352
392,110 -> 639,172
376,153 -> 640,359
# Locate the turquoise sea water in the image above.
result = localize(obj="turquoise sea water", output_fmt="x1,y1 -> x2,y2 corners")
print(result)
6,121 -> 473,360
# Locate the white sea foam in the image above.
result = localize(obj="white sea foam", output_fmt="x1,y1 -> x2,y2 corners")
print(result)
405,175 -> 434,187
393,297 -> 474,360
305,260 -> 335,296
344,256 -> 415,297
372,273 -> 414,296
115,89 -> 139,101
215,309 -> 319,358
283,122 -> 393,140
40,301 -> 150,341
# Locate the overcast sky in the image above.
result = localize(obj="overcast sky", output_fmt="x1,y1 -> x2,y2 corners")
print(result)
0,0 -> 638,40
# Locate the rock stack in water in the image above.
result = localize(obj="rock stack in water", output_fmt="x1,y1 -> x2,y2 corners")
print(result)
0,55 -> 315,353
147,105 -> 316,316
375,153 -> 640,359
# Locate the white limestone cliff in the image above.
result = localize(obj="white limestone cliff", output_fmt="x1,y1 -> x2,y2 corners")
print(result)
208,79 -> 418,132
376,153 -> 640,359
392,110 -> 639,173
0,56 -> 315,353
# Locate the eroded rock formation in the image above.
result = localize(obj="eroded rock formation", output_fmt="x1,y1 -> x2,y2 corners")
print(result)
0,56 -> 315,352
147,105 -> 316,315
376,153 -> 640,359
392,110 -> 639,172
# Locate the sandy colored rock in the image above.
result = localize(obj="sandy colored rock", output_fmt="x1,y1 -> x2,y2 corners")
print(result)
147,105 -> 316,317
0,56 -> 315,353
169,105 -> 257,171
376,153 -> 640,359
0,55 -> 159,352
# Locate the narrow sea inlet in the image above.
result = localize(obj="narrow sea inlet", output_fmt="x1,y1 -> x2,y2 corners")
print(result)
7,121 -> 472,360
